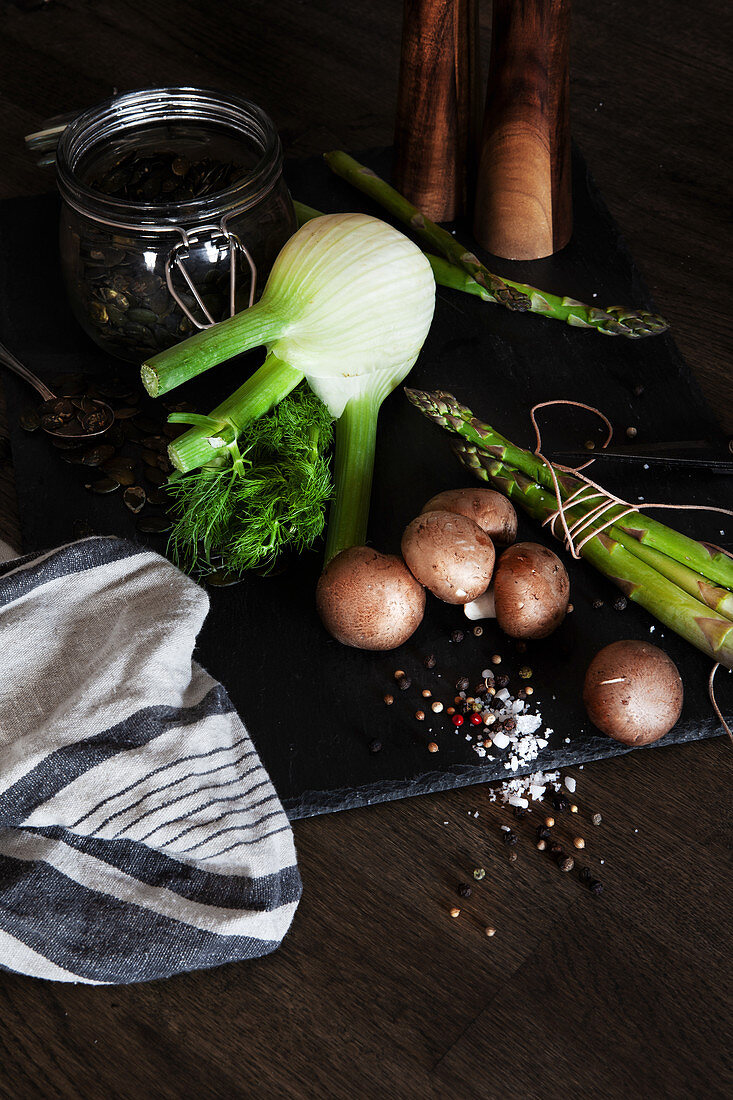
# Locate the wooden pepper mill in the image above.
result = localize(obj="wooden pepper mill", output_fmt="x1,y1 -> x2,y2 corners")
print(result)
473,0 -> 572,259
393,0 -> 480,222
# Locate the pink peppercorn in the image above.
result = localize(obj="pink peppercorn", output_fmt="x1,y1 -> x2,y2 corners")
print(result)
452,714 -> 464,727
469,713 -> 483,726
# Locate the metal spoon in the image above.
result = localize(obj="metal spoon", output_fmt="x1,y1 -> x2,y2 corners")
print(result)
0,341 -> 114,440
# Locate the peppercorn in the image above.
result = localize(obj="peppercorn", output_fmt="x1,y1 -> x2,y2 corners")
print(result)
399,676 -> 412,691
536,825 -> 552,842
592,812 -> 603,826
545,816 -> 555,828
502,830 -> 518,847
578,867 -> 593,885
503,718 -> 516,732
495,673 -> 510,688
508,851 -> 518,863
513,806 -> 528,820
567,603 -> 574,613
383,694 -> 394,706
491,654 -> 502,665
368,739 -> 382,754
570,804 -> 579,814
473,867 -> 485,880
525,685 -> 534,696
552,795 -> 569,812
421,688 -> 432,698
451,629 -> 465,643
456,676 -> 470,691
431,701 -> 444,714
592,598 -> 604,610
516,688 -> 527,700
423,654 -> 437,669
485,926 -> 496,937
415,710 -> 426,721
536,839 -> 547,851
446,706 -> 455,716
573,837 -> 585,849
457,882 -> 472,899
626,426 -> 638,439
427,742 -> 439,753
394,670 -> 405,680
449,906 -> 461,918
612,595 -> 628,612
589,879 -> 604,895
549,842 -> 564,857
559,856 -> 575,873
470,713 -> 483,726
518,666 -> 533,680
472,625 -> 483,637
452,714 -> 464,727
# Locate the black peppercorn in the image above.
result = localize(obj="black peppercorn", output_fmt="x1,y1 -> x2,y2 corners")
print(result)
451,629 -> 465,643
495,673 -> 510,688
552,795 -> 569,813
457,882 -> 472,898
513,806 -> 528,820
456,676 -> 470,692
536,825 -> 552,842
592,598 -> 604,610
559,856 -> 575,873
612,595 -> 628,612
423,654 -> 437,669
398,677 -> 412,691
503,718 -> 516,732
502,831 -> 518,847
590,879 -> 604,895
368,739 -> 382,754
578,867 -> 592,885
549,842 -> 564,857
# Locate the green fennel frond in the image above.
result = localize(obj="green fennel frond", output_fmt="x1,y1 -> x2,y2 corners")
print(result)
166,384 -> 334,577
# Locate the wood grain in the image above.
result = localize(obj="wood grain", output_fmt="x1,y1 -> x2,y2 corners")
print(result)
393,0 -> 481,220
0,2 -> 731,1097
473,0 -> 572,258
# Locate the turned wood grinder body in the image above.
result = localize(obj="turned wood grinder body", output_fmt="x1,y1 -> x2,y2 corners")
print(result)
394,0 -> 572,260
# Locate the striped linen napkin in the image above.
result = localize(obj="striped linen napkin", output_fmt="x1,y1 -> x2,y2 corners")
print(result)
0,536 -> 301,984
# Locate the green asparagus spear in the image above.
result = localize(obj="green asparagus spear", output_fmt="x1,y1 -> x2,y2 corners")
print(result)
405,388 -> 733,593
454,441 -> 733,670
324,151 -> 669,339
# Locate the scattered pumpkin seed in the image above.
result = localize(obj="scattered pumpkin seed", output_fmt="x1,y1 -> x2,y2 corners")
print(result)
123,486 -> 147,513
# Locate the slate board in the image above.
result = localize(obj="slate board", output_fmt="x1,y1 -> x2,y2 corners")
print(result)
1,146 -> 730,820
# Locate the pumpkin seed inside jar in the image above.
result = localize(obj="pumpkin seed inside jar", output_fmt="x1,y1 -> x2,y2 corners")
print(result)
56,88 -> 297,363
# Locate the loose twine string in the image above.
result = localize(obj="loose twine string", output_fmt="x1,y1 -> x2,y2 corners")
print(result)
527,399 -> 733,743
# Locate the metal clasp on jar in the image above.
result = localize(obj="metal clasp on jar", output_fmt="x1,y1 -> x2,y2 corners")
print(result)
165,220 -> 257,330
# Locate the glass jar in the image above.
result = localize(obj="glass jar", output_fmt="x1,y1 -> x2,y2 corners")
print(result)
56,87 -> 297,363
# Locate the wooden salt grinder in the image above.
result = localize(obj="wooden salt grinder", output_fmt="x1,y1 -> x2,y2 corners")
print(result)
393,0 -> 481,221
473,0 -> 572,259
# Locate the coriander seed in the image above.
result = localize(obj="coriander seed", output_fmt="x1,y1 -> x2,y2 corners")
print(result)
415,710 -> 426,721
525,686 -> 534,696
573,837 -> 585,849
536,839 -> 547,851
449,907 -> 461,918
394,670 -> 405,680
431,701 -> 444,714
383,694 -> 394,705
427,741 -> 439,753
570,804 -> 579,814
491,654 -> 502,665
545,816 -> 555,828
422,688 -> 432,698
484,926 -> 496,937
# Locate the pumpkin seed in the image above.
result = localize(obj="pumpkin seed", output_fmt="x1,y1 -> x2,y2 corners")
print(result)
123,486 -> 147,513
102,458 -> 136,486
136,514 -> 171,534
85,476 -> 120,494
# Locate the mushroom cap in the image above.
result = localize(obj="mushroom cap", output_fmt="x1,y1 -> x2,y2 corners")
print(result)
401,510 -> 495,604
583,639 -> 683,744
421,488 -> 518,546
493,541 -> 569,639
316,546 -> 425,650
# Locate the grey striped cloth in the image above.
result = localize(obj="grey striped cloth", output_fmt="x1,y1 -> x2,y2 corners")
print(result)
0,536 -> 301,984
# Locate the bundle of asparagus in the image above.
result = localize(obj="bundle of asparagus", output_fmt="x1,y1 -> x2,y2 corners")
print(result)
323,151 -> 669,340
405,388 -> 733,671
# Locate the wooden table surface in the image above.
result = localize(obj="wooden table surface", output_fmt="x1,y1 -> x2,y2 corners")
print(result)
0,2 -> 731,1097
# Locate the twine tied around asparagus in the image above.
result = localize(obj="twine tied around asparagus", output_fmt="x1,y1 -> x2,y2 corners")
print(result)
529,399 -> 733,741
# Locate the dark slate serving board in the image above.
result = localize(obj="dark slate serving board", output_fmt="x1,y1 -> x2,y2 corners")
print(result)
1,147 -> 730,819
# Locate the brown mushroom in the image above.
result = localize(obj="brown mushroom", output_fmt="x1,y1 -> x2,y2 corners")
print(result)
493,542 -> 569,638
316,545 -> 425,650
583,640 -> 683,744
401,510 -> 495,604
421,488 -> 518,546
